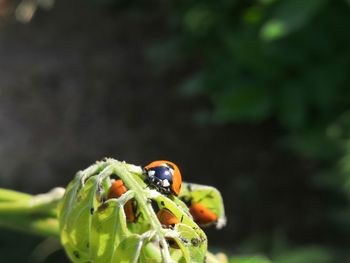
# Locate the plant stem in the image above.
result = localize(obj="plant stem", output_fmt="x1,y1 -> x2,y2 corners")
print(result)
0,214 -> 59,237
0,201 -> 57,216
0,187 -> 64,237
0,187 -> 63,215
0,188 -> 32,202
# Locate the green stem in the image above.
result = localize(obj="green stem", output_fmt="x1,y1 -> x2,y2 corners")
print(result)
0,187 -> 64,237
0,214 -> 59,237
0,188 -> 32,202
0,188 -> 64,217
0,202 -> 57,216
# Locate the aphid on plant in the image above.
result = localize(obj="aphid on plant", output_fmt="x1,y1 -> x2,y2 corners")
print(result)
107,179 -> 136,222
143,160 -> 182,196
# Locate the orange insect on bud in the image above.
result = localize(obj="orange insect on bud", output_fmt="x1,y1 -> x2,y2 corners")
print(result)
189,203 -> 218,227
108,179 -> 135,222
157,209 -> 179,228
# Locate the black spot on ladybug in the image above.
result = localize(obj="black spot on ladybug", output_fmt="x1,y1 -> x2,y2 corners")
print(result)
73,251 -> 80,258
160,201 -> 165,207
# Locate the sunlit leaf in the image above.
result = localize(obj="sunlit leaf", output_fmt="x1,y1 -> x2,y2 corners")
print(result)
261,0 -> 328,41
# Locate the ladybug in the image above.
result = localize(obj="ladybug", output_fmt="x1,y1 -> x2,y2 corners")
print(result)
155,207 -> 182,248
143,160 -> 182,196
156,208 -> 180,228
107,179 -> 136,222
189,203 -> 218,227
181,189 -> 219,228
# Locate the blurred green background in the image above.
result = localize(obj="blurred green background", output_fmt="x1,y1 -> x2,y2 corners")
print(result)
0,0 -> 350,262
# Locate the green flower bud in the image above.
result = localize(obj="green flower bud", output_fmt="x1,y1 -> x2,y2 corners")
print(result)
58,159 -> 210,263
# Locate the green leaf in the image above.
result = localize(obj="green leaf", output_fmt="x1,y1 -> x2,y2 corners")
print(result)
261,0 -> 328,41
213,87 -> 271,122
173,223 -> 207,262
58,175 -> 101,262
276,83 -> 307,130
183,5 -> 215,35
180,182 -> 226,229
274,247 -> 333,263
91,201 -> 130,263
230,255 -> 272,263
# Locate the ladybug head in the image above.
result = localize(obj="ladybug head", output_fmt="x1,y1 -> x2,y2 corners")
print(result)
145,165 -> 173,194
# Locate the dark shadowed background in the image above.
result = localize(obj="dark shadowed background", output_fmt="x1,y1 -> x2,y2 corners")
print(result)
0,0 -> 350,262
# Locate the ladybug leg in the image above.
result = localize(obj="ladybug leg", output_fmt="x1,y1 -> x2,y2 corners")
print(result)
155,179 -> 162,188
144,175 -> 154,188
149,175 -> 157,186
165,187 -> 171,195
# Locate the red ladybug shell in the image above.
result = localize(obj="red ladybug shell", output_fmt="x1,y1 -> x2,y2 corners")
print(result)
144,160 -> 182,196
157,208 -> 179,228
189,203 -> 218,227
108,179 -> 127,198
108,179 -> 135,222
